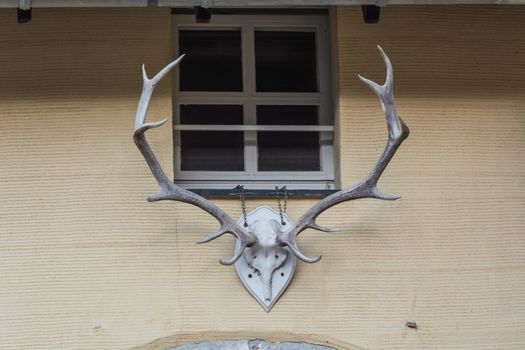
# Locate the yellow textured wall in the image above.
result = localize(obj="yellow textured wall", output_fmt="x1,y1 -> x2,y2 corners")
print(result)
0,5 -> 524,350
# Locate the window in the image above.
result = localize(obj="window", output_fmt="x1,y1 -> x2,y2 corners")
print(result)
173,13 -> 334,190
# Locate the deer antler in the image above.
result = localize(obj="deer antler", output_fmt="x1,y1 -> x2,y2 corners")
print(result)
278,46 -> 410,263
133,55 -> 256,265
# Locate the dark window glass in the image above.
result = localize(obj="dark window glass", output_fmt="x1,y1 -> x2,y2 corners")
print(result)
179,30 -> 242,91
180,104 -> 242,125
180,105 -> 244,171
257,105 -> 320,171
255,31 -> 317,92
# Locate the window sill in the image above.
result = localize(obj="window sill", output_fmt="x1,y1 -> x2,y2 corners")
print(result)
188,188 -> 338,199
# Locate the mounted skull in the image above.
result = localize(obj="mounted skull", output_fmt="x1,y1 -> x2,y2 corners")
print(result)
244,218 -> 289,302
133,46 -> 409,310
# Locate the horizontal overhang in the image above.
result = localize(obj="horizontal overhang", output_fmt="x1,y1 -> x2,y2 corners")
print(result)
1,0 -> 524,8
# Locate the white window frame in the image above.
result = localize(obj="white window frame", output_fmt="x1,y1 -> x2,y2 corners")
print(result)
172,13 -> 334,190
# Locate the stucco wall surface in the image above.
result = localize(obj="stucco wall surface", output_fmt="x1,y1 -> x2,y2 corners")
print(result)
0,5 -> 524,350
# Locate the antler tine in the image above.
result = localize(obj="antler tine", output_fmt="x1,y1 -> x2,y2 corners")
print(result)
278,46 -> 410,263
135,55 -> 185,131
285,239 -> 321,264
357,45 -> 409,188
134,56 -> 256,265
219,240 -> 251,266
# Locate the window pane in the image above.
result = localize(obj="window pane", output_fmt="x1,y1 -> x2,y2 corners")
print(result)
255,31 -> 317,92
179,30 -> 242,92
180,105 -> 244,171
257,105 -> 320,171
180,104 -> 242,125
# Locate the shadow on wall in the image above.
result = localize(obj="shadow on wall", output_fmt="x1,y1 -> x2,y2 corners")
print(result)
339,6 -> 525,99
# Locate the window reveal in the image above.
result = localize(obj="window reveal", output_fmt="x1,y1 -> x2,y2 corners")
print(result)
173,14 -> 334,189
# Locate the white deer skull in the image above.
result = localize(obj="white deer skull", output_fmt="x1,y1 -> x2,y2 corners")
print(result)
245,218 -> 288,300
234,206 -> 297,311
133,46 -> 409,311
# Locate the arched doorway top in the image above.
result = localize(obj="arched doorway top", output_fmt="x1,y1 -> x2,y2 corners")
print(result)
132,332 -> 364,350
168,340 -> 335,350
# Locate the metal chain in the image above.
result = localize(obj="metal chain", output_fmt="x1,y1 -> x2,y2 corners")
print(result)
276,186 -> 287,226
234,185 -> 248,227
283,186 -> 288,214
